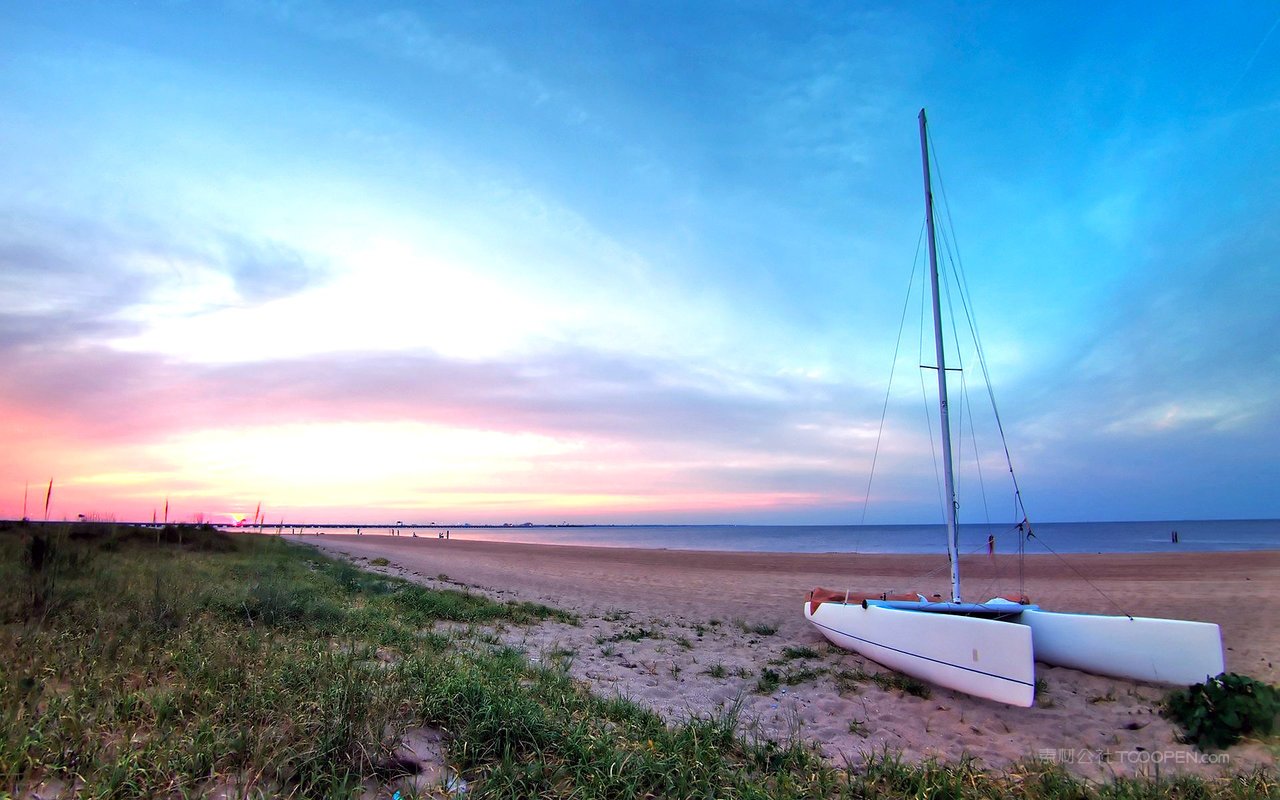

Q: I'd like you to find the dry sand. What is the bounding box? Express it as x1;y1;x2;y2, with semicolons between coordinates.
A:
290;534;1279;781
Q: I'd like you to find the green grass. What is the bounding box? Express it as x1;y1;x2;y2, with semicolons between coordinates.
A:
1;522;1274;799
0;523;570;797
739;620;779;636
782;645;821;660
596;625;661;644
756;668;781;694
835;666;932;699
756;665;828;693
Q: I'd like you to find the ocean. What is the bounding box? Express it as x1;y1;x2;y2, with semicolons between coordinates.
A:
281;518;1280;555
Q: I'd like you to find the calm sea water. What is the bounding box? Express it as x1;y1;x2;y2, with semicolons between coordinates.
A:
283;519;1280;555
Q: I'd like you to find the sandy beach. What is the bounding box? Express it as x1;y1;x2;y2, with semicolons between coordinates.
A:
291;534;1280;780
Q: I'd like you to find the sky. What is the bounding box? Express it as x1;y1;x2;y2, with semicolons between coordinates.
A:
1;1;1278;526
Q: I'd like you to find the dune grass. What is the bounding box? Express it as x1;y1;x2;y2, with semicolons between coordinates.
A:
1;522;1274;799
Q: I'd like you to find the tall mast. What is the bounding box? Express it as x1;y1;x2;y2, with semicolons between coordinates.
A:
918;108;962;603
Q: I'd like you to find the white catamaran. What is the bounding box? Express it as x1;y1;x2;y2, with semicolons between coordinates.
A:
803;109;1224;707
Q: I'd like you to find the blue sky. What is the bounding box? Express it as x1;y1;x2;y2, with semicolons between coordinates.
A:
1;1;1277;524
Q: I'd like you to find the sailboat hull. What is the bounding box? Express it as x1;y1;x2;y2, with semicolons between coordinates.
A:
804;601;1036;707
1018;608;1223;685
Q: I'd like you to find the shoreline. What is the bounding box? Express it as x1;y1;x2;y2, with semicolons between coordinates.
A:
264;517;1280;556
291;534;1279;780
284;532;1280;557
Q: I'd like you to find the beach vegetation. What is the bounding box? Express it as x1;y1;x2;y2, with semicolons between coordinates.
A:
1165;673;1280;750
1035;679;1057;708
755;667;782;694
545;645;577;674
782;645;821;660
1;522;1273;799
599;625;661;643
835;666;932;699
369;557;390;566
0;523;567;797
703;663;728;679
757;664;828;692
739;619;779;636
782;666;827;686
1088;688;1119;704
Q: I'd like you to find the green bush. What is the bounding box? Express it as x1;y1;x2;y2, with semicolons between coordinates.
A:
1164;672;1280;749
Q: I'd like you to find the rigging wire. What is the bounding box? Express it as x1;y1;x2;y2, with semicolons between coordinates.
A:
920;360;947;522
927;128;1035;598
960;372;995;528
918;253;947;521
929;126;1139;612
1021;528;1135;619
934;211;995;531
928;133;1029;521
859;220;927;530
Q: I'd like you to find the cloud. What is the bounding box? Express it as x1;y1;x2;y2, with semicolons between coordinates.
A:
0;339;862;449
0;214;152;322
0;208;332;348
219;234;329;303
1003;213;1280;519
0;333;904;522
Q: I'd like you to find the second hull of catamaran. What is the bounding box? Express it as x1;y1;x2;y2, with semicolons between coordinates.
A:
804;593;1224;707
